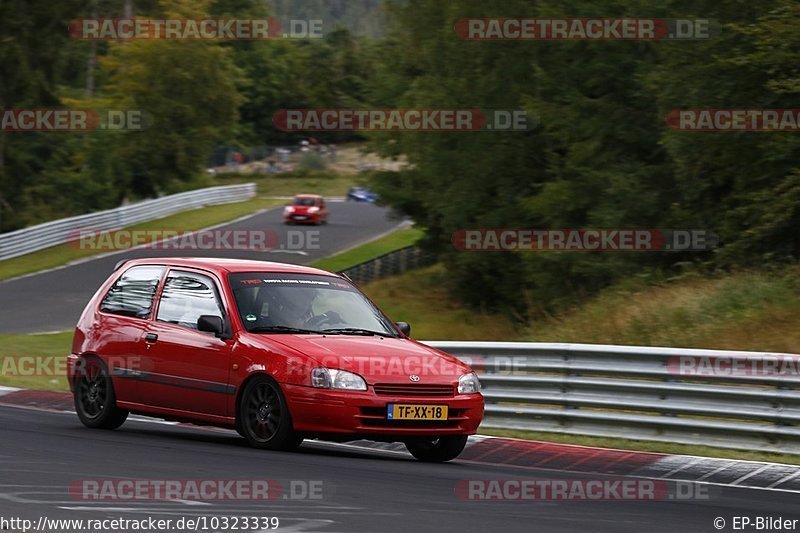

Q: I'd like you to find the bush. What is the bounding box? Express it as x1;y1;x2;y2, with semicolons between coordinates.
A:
298;152;327;171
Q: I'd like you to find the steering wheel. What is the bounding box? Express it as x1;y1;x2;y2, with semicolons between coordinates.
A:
305;311;344;329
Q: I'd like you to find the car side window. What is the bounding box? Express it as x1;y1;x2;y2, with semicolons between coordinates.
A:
100;265;165;319
156;271;224;331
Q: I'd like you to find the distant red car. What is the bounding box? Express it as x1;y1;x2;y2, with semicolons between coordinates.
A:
283;194;328;225
67;258;483;461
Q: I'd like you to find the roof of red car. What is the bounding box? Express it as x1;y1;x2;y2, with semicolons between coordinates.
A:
117;257;338;277
294;194;323;198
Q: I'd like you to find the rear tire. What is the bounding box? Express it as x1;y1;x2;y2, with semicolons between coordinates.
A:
74;357;128;430
405;435;468;462
238;376;302;451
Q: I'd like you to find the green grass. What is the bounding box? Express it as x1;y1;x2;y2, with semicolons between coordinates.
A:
358;261;800;353
482;427;800;466
530;266;800;353
0;331;72;392
361;264;523;341
311;227;424;272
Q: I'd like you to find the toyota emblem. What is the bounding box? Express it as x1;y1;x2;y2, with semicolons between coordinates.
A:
409;374;420;382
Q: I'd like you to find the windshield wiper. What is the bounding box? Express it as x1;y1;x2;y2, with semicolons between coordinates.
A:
322;327;395;337
247;325;322;335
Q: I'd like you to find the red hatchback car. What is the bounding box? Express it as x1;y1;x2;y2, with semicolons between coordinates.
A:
283;194;328;225
68;258;483;461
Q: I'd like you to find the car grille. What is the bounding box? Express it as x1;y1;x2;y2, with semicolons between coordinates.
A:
372;383;454;396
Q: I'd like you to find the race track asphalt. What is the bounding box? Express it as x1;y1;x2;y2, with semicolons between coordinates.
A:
0;202;403;334
0;406;798;533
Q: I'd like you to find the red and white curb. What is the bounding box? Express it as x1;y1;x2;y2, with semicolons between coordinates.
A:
2;388;799;492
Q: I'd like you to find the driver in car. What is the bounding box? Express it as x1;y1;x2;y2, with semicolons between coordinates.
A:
266;286;342;330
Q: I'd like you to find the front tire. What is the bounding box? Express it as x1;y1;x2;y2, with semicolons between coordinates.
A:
74;357;128;430
238;376;302;451
405;435;468;462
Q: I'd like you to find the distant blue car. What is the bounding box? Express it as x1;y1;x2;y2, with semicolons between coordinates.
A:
346;186;379;203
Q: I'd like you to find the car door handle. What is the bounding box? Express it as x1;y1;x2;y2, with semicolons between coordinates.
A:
144;333;158;343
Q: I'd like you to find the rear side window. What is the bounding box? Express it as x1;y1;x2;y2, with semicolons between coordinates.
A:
156;271;224;330
100;265;165;319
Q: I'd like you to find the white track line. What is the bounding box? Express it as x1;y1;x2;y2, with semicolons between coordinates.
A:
767;469;800;489
730;464;773;486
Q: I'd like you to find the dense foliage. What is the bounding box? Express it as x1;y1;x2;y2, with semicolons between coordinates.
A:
3;0;799;315
0;0;379;228
365;0;800;316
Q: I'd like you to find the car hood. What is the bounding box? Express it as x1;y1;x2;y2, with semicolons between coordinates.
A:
263;334;471;384
289;205;314;214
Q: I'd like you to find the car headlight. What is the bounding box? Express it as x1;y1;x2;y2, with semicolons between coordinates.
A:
308;206;320;213
284;206;295;214
458;372;481;394
311;368;367;391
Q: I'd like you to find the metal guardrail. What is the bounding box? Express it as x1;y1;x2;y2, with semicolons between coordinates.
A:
423;341;800;454
0;184;257;261
340;245;435;285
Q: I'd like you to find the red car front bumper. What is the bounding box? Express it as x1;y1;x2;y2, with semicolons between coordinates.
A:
284;213;322;224
283;383;484;439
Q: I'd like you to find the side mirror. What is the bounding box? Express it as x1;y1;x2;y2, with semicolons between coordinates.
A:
198;315;225;337
396;322;411;336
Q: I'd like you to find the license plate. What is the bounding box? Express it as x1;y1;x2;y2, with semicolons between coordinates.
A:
387;404;448;420
293;215;309;220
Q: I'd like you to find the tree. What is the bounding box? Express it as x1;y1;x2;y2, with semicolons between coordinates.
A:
96;0;244;196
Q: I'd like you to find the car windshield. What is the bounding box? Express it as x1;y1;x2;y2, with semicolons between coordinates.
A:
229;272;396;336
293;197;316;206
